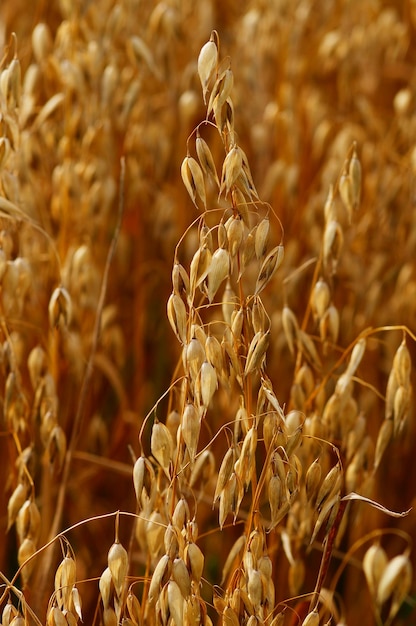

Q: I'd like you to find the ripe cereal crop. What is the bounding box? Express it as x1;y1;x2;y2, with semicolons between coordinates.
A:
0;2;415;626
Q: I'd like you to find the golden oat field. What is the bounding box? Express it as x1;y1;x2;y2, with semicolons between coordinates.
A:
0;1;415;625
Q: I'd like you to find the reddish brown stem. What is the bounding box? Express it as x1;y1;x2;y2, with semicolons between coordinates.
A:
310;499;347;612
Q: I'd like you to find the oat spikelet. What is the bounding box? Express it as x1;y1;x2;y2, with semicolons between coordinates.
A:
311;278;331;320
185;336;206;380
205;334;224;372
245;330;270;375
301;610;320;626
151;420;174;477
393;339;412;386
49;286;72;329
108;541;128;598
172;557;191;599
2;600;18;625
18;537;36;585
305;458;322;505
167;293;187;344
220;145;243;197
172;262;190;298
214;447;235;503
198;36;218;104
32;22;53;62
207;247;230;302
168;579;184;626
209;69;234;125
310;494;340;544
237;425;258;490
16;499;41;545
315;463;342;509
55;555;76;610
226;216;244;258
148;554;170;605
126;591;141;625
7;482;28;531
376;554;412;611
189;245;211;297
297;330;322;368
282;306;299;356
268;474;283;526
200;360;218;407
241;225;257;273
181;156;206;209
346;337;366;377
219;472;237;529
386;556;413;621
363;543;388;599
349;144;362;209
323;220;343;274
181;402;201;461
255;245;284;295
320;303;340;345
221;535;245;585
339;164;354;223
185;541;204;584
222;605;240;626
247;568;262;607
196;133;220;187
99;567;112;609
255;217;270;259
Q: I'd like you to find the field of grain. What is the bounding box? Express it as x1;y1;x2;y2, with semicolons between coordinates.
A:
0;1;415;625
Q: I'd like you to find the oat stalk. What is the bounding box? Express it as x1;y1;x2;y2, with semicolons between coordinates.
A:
34;158;126;612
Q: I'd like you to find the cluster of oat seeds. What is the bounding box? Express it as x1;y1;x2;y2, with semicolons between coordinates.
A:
0;2;414;625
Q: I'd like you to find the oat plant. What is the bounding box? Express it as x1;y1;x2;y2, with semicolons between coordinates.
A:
0;3;415;626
